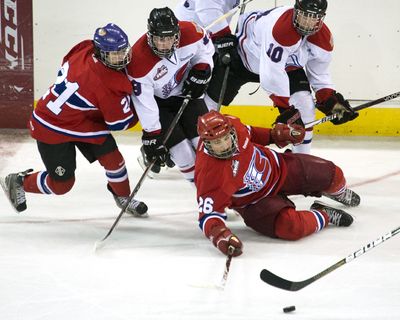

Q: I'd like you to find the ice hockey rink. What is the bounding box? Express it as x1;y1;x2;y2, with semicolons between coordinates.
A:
0;130;399;320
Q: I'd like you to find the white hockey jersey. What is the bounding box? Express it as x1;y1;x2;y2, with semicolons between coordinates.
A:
126;21;214;133
174;0;240;37
236;6;335;100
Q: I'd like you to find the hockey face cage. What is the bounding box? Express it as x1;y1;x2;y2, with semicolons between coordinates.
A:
93;23;132;70
147;32;180;58
198;111;238;159
293;9;325;36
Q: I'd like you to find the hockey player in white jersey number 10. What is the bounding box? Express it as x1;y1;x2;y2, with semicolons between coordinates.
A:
204;0;359;154
127;7;214;183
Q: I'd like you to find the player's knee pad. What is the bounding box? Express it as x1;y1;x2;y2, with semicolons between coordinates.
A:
274;207;305;241
47;176;75;195
169;139;196;168
324;165;346;194
289;91;316;123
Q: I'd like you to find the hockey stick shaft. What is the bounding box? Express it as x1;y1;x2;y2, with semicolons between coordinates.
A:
219;246;235;288
205;0;254;31
216;0;249;111
305;91;400;129
260;226;400;291
96;96;192;247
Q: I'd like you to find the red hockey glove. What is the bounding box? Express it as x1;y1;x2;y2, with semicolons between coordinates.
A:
209;225;243;257
317;92;359;125
271;123;305;148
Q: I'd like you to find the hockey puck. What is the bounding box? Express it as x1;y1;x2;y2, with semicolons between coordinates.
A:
283;305;296;313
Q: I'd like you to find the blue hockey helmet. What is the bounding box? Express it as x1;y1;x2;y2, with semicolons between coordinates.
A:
93;23;131;70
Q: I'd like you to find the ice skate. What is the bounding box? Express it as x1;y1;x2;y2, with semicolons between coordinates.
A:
0;169;33;213
323;188;360;207
107;184;148;217
137;146;161;179
311;201;354;227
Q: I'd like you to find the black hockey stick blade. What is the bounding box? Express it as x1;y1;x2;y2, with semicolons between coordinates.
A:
260;259;346;291
260;226;400;291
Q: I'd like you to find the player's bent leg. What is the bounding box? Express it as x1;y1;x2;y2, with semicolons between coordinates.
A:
23;170;75;195
289;91;315;154
274;207;329;240
169;139;196;183
322;165;361;207
98;149;148;217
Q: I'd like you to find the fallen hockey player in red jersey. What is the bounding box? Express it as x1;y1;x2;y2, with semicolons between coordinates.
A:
194;110;360;256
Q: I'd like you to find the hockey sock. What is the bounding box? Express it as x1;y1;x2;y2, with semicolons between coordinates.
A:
274;207;329;240
23;171;75;195
97;149;130;197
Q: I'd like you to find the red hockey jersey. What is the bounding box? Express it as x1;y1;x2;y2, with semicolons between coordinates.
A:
30;40;137;144
195;116;288;235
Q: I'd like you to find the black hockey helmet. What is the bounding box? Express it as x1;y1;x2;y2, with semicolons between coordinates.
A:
147;7;180;58
293;0;327;36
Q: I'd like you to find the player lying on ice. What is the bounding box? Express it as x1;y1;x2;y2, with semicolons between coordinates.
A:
194;110;360;256
0;23;147;217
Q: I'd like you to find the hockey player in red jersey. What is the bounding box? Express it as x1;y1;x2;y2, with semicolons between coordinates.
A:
0;23;148;216
195;111;360;256
127;7;214;183
204;0;359;154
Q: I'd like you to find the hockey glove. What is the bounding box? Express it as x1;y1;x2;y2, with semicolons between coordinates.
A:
271;123;305;148
317;92;359;125
141;131;170;167
182;66;211;99
275;106;304;126
209;225;243;257
213;34;238;66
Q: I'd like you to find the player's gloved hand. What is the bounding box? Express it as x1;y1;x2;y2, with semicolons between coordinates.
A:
209;225;243;257
317;92;359;125
271;123;305;148
141;131;170;167
182;66;211;99
275;106;304;126
213;34;238;66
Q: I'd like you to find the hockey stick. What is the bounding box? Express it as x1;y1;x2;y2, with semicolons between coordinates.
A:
95;96;192;250
204;0;255;31
305;91;400;129
218;246;235;289
216;0;248;111
260;226;400;291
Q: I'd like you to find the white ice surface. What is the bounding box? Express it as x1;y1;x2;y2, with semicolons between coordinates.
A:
0;130;399;320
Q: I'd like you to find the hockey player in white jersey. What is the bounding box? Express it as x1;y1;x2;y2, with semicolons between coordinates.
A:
204;0;359;154
127;7;214;183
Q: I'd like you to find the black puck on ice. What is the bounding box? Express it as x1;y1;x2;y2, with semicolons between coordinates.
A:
283;305;296;313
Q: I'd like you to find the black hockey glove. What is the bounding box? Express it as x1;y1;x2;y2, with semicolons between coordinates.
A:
182;66;211;99
317;92;359;125
274;106;305;127
213;34;238;66
141;131;170;167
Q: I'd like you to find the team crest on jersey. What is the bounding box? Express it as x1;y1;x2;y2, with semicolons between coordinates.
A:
154;65;168;81
243;148;269;192
232;160;240;177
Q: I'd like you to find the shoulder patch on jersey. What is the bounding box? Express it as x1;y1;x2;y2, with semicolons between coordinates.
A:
179;21;205;48
127;34;161;78
307;23;334;51
272;9;301;47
